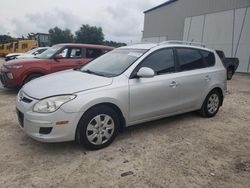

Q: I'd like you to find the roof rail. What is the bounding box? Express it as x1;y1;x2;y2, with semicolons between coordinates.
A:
159;40;206;47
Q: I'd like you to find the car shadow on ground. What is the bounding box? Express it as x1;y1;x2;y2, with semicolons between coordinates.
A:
0;86;19;95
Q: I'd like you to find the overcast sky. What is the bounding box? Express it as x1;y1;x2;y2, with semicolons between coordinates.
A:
0;0;164;43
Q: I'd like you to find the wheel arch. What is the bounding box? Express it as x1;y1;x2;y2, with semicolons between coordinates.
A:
208;87;224;106
77;102;127;133
21;67;48;84
22;71;46;85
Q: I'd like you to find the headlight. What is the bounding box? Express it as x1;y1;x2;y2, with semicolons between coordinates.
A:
6;72;13;79
6;65;23;69
33;95;76;113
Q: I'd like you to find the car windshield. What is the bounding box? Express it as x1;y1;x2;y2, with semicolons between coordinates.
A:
80;49;147;77
37;45;62;59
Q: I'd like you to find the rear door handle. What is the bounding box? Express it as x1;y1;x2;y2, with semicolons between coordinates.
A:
169;81;179;88
204;75;211;82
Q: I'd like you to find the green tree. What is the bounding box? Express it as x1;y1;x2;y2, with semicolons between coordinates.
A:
0;35;13;43
75;24;104;44
48;27;74;45
103;40;127;48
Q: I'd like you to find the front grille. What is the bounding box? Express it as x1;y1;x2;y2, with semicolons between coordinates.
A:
39;127;53;135
21;97;33;103
19;91;33;103
17;109;24;127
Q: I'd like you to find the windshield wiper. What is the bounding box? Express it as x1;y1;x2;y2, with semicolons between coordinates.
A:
81;69;106;77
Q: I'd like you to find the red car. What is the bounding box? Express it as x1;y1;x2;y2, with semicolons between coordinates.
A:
0;43;114;88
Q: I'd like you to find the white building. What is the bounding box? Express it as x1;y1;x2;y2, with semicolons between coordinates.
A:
142;0;250;73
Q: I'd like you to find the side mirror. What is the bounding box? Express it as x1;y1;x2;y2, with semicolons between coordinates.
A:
137;67;155;78
33;52;39;55
54;54;63;59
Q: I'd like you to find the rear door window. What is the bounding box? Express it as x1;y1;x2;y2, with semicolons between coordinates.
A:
176;48;206;71
70;48;82;58
86;48;103;58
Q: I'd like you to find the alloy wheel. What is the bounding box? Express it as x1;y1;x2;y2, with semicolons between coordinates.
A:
207;94;219;114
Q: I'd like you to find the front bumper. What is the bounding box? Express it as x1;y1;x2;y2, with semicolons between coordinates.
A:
0;71;16;87
0;67;19;87
16;91;81;142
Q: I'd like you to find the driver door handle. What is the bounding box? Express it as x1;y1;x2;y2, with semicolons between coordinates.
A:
169;81;179;88
204;75;211;82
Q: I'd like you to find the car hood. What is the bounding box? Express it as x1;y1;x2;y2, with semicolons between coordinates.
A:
17;54;35;59
6;53;23;57
22;70;113;99
3;58;46;66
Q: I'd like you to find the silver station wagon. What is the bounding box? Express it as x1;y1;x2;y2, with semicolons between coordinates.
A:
16;41;227;150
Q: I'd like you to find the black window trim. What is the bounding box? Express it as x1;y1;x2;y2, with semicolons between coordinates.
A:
82;47;86;58
130;47;178;79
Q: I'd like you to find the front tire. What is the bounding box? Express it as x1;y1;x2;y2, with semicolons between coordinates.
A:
199;90;221;118
76;105;119;150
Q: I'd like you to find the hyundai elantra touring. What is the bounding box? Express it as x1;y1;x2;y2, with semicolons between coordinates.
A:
16;41;227;150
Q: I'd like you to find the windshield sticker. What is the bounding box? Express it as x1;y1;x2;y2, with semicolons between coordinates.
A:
128;52;143;57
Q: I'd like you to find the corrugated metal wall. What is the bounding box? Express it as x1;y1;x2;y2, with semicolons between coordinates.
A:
142;0;250;73
143;0;250;40
183;7;250;73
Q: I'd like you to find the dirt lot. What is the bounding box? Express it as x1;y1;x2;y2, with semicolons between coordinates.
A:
0;57;249;188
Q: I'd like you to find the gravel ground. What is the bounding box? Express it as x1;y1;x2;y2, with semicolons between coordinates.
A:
0;58;249;188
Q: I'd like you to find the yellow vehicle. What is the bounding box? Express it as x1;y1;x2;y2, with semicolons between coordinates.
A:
0;43;5;56
0;40;38;57
0;43;11;57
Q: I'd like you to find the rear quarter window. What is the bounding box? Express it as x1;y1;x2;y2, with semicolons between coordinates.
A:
176;48;206;71
201;50;215;67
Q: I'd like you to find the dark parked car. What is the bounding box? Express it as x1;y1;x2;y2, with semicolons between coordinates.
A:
0;43;114;88
216;50;239;80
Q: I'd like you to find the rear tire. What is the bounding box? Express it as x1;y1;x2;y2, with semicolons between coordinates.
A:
76;105;119;150
23;73;43;85
199;90;221;118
